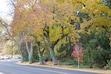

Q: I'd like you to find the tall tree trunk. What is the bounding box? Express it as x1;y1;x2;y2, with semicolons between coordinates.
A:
47;38;58;65
38;47;45;64
43;26;58;65
49;47;58;65
29;42;33;63
26;42;33;63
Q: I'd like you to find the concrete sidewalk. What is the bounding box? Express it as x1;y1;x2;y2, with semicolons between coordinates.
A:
17;62;111;74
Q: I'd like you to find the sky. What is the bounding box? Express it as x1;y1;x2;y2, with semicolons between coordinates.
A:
0;0;13;21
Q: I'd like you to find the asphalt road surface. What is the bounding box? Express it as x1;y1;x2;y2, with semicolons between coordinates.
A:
0;60;98;74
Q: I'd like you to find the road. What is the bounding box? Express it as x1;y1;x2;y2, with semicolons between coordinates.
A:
0;60;98;74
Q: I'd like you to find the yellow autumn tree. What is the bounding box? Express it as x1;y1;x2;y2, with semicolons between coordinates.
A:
69;0;111;46
11;0;81;64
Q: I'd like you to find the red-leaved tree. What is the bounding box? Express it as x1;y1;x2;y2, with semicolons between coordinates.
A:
71;44;84;63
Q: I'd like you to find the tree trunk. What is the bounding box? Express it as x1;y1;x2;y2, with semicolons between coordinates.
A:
29;53;33;63
43;26;58;65
26;42;33;63
29;42;33;63
39;55;44;64
38;47;44;64
49;47;58;65
20;44;24;62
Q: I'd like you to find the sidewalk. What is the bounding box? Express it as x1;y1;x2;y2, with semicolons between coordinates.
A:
17;61;111;74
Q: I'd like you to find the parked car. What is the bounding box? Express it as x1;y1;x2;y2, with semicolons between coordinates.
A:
0;56;10;60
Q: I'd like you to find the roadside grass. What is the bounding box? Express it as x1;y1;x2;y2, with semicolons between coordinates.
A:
59;60;89;69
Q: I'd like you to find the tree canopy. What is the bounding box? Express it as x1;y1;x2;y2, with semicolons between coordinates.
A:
3;0;111;68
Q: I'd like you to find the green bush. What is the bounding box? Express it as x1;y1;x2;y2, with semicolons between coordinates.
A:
83;48;111;68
